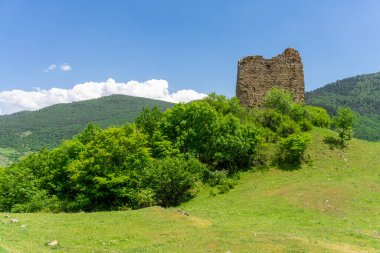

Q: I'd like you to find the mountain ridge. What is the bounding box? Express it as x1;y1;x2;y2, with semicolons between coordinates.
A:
0;94;173;165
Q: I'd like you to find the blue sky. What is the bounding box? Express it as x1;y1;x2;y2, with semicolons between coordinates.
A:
1;0;380;103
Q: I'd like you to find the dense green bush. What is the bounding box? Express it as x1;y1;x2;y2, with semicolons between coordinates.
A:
277;117;301;137
264;87;293;114
143;156;206;207
159;101;261;170
261;109;285;132
298;119;313;131
277;133;311;164
263;88;329;131
259;109;300;138
159;102;219;161
67;125;153;211
0;166;51;212
211;114;260;172
305;106;331;128
289;103;307;122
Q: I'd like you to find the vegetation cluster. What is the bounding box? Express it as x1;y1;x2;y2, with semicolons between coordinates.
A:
0;95;173;164
306;71;380;141
0;89;333;212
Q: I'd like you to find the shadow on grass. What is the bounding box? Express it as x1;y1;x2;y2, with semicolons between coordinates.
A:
323;136;346;150
276;161;301;171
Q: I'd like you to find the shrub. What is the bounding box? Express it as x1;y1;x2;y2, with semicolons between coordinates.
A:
261;109;285;132
277;133;311;164
264;87;294;114
299;119;313;131
204;170;228;186
135;188;156;208
277;117;301;137
143;157;206;207
289;103;307;122
12;192;61;213
305;105;331;128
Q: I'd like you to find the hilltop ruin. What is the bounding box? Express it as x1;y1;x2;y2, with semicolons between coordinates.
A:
236;48;305;107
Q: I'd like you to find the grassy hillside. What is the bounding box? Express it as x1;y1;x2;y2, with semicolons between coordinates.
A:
306;71;380;141
0;95;173;164
1;128;379;252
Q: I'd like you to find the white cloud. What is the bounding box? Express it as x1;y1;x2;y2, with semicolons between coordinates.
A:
60;63;72;72
44;64;57;73
0;79;207;115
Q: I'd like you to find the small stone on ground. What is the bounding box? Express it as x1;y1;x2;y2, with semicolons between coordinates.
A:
47;240;59;246
10;219;19;223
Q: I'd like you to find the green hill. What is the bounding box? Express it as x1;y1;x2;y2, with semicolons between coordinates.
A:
0;128;379;252
0;95;173;165
306;72;380;141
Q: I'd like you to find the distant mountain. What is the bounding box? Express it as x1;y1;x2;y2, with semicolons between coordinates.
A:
0;95;173;164
306;72;380;141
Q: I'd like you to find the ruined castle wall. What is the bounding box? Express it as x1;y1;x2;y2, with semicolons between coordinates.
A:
236;48;305;107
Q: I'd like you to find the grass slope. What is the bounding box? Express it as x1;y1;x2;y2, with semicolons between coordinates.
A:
0;148;20;167
0;128;379;252
0;95;173;164
306;71;380;141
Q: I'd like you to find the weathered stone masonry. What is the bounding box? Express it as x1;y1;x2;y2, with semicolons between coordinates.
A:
236;48;305;107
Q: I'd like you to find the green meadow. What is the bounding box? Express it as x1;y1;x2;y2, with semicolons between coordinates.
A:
0;148;19;168
1;128;379;252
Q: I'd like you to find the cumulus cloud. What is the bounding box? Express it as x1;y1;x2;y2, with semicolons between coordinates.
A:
44;64;57;73
0;79;207;115
60;63;72;72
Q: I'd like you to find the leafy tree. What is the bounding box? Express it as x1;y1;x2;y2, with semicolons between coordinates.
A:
212;114;260;172
159;100;261;170
159;102;219;160
332;107;357;144
203;93;243;116
135;107;163;137
0;166;52;212
67;125;152;211
150;131;180;159
75;123;101;144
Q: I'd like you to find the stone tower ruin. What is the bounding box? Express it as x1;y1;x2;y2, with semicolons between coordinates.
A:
236;48;305;107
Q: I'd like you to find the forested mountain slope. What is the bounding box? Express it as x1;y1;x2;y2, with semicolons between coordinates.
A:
0;95;173;164
306;72;380;141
